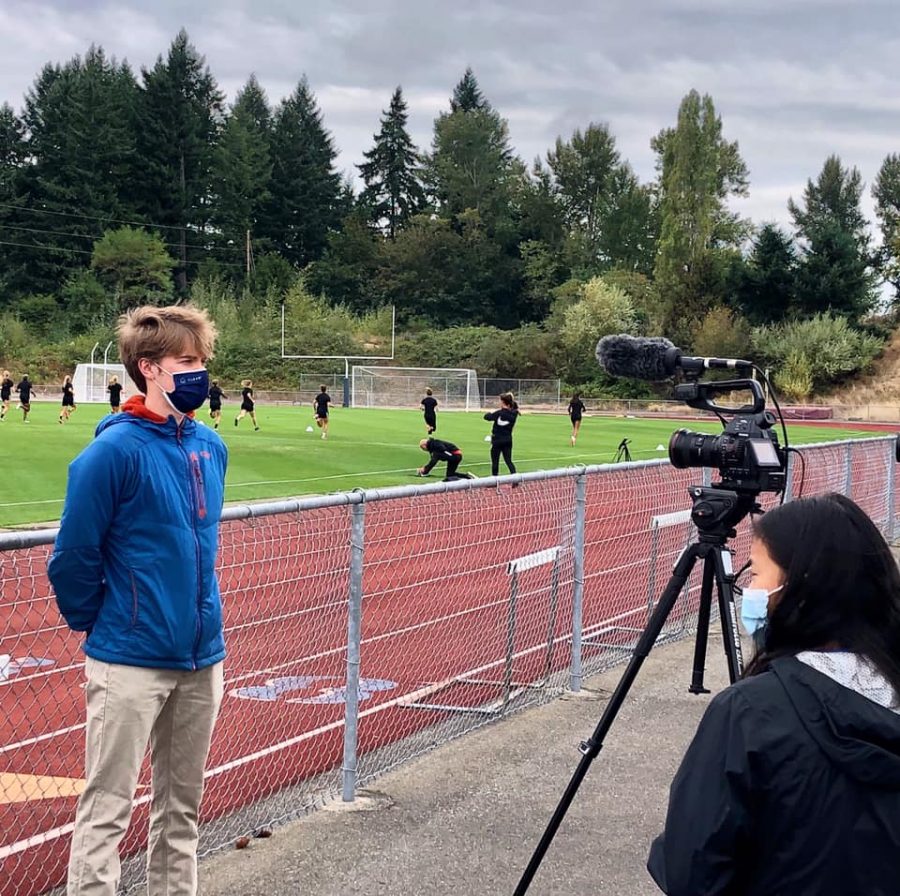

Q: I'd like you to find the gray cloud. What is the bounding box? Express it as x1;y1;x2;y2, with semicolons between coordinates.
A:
1;0;898;233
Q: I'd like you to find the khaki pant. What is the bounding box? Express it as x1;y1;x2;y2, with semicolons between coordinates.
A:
67;658;224;896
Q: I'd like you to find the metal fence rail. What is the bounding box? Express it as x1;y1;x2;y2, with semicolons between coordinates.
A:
0;437;895;895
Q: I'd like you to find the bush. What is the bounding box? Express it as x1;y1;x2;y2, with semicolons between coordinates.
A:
752;313;883;396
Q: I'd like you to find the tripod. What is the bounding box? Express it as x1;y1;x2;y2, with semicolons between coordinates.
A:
514;484;759;895
613;438;632;463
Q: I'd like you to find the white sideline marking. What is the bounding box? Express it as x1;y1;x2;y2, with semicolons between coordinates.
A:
507;547;559;575
650;509;692;529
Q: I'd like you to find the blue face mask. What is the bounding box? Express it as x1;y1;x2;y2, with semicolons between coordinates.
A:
156;365;209;414
739;585;783;636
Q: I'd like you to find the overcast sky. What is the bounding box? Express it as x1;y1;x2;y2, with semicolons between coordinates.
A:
2;0;898;237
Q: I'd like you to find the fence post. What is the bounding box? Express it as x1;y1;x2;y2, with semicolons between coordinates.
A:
342;501;366;802
569;472;587;692
844;442;854;497
888;442;897;542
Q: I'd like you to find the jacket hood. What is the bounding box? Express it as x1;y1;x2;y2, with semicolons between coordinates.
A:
773;656;900;789
96;394;194;437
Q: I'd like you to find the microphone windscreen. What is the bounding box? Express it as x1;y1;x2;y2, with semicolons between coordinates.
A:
596;334;677;380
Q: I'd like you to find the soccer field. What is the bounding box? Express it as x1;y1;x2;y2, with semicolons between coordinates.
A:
0;402;876;527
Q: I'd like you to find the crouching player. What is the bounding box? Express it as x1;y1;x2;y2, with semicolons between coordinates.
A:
417;437;474;481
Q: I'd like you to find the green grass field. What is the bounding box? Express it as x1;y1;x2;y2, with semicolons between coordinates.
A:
0;401;877;527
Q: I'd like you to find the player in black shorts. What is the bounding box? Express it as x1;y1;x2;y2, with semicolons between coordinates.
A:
0;369;13;421
567;392;586;446
420;388;438;434
60;374;76;423
107;376;123;413
16;374;37;423
235;379;259;430
313;384;331;440
417;438;474;481
208;380;226;429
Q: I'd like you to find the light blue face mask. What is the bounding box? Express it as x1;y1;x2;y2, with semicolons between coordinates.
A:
739;585;783;637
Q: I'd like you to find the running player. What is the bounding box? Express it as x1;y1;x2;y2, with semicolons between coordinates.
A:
60;374;76;423
208;379;226;429
567;392;586;446
0;370;13;420
313;384;331;439
421;387;438;434
16;374;36;423
107;376;123;413
484;392;520;477
235;379;259;430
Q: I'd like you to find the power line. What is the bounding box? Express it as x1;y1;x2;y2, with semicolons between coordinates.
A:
0;220;245;258
0;202;246;255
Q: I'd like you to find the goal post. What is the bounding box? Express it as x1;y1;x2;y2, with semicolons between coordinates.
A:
350;366;482;411
72;363;138;403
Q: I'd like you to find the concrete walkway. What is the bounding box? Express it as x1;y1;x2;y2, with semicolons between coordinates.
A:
198;630;731;896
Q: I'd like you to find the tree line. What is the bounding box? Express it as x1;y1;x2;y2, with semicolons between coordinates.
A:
1;30;899;397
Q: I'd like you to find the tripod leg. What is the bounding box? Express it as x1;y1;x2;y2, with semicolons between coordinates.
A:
688;552;716;694
513;542;702;895
712;547;744;683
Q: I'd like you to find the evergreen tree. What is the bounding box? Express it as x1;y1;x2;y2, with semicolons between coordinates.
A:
137;30;224;291
873;154;900;299
789;155;876;318
261;76;342;268
736;224;797;324
0;102;27;300
358;87;425;238
210;77;273;262
652;90;749;343
12;48;141;293
450;67;489;113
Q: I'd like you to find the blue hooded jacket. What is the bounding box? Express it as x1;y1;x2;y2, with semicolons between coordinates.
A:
48;397;228;670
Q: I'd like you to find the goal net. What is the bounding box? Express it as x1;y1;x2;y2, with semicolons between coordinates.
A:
72;363;138;403
351;366;481;411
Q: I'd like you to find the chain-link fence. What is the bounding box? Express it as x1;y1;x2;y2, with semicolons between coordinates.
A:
0;436;895;895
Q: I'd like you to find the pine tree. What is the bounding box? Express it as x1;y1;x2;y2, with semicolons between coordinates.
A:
736;224;797;324
210;77;273;262
872;154;900;298
450;67;488;113
789;155;876;318
13;48;142;293
0;102;27;300
136;30;224;291
358;87;425;239
261;77;342;268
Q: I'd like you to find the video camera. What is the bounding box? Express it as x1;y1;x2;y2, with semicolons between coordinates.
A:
596;335;788;497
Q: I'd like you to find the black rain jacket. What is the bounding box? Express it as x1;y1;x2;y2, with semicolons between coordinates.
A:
648;656;900;896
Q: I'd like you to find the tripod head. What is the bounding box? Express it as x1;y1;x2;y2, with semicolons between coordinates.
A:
690;485;761;540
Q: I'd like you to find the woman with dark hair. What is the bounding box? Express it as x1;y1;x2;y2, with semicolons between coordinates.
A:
567;392;585;446
59;374;76;423
648;493;900;896
484;392;520;477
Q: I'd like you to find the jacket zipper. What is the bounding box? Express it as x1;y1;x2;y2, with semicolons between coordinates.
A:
177;421;203;670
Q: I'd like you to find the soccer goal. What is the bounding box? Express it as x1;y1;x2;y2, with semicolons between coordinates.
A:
72;363;138;403
351;366;482;411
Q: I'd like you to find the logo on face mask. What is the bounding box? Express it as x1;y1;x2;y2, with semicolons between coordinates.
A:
739;584;783;637
156;366;209;414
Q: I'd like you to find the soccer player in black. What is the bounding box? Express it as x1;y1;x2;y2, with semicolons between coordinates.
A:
16;374;36;423
0;369;13;421
107;376;123;413
567;392;586;446
235;379;259;430
420;388;438;434
484;391;520;477
418;438;472;481
208;379;226;429
60;374;76;423
314;384;331;440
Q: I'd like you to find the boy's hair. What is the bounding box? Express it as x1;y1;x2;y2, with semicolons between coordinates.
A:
109;376;118;384
426;387;433;396
118;304;217;393
320;384;328;392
